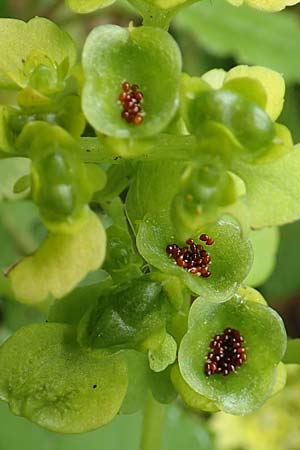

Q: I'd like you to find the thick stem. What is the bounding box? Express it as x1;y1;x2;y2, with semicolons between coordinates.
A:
140;394;165;450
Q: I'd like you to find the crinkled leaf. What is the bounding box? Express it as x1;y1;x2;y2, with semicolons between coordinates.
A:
78;277;167;350
179;294;287;414
8;211;106;304
82;25;181;138
137;210;253;301
0;323;127;433
0;17;76;89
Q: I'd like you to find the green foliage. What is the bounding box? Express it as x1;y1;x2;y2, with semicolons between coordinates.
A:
0;323;128;433
8;211;106;304
82;24;182;138
66;0;115;13
0;17;76;89
175;2;300;82
179;293;287;414
79;277;168;350
0;158;30;201
137;211;253;301
0;0;299;444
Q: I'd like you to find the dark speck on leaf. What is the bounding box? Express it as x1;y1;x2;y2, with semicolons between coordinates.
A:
86;149;91;153
93;384;97;389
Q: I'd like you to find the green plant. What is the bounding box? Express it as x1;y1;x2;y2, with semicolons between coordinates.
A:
0;0;300;448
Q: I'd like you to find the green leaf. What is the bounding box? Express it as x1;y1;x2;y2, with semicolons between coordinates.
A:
103;224;142;281
8;211;106;304
174;2;300;83
126;161;184;231
137;211;253;301
27;124;93;232
227;0;300;11
0;201;44;269
186;89;275;157
245;227;279;287
0;158;30;201
283;339;300;364
233;145;300;228
120;350;149;415
48;269;112;325
223;65;285;121
171;364;219;412
149;367;177;404
0;323;127;433
148;333;177;372
179;294;287;414
78;277;167;350
0;17;77;89
82;25;182;138
262;221;300;300
65;0;115;13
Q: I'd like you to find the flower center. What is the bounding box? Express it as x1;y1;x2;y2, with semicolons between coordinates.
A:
166;234;214;277
204;328;247;377
119;81;144;125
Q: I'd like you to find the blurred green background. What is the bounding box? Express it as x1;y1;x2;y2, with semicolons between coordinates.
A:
1;1;300;449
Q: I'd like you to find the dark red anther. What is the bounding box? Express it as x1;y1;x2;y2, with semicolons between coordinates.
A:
202;255;211;265
200;234;209;242
166;245;174;254
203;271;211;278
134;91;143;101
133;115;144;125
206;238;214;246
204;327;246;377
122;81;130;92
119;92;127;102
186;238;194;245
122;110;130;121
120;82;144;125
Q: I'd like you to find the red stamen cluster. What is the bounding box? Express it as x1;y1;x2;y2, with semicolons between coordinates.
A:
166;234;214;278
119;81;144;125
204;328;247;377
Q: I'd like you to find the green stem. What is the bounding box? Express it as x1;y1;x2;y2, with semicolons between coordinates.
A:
140;394;165;450
128;0;173;30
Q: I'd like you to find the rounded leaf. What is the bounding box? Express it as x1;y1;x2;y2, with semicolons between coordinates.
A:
0;323;127;433
179;294;287;414
82;25;182;138
224;65;285;121
8;211;106;304
136;210;253;301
